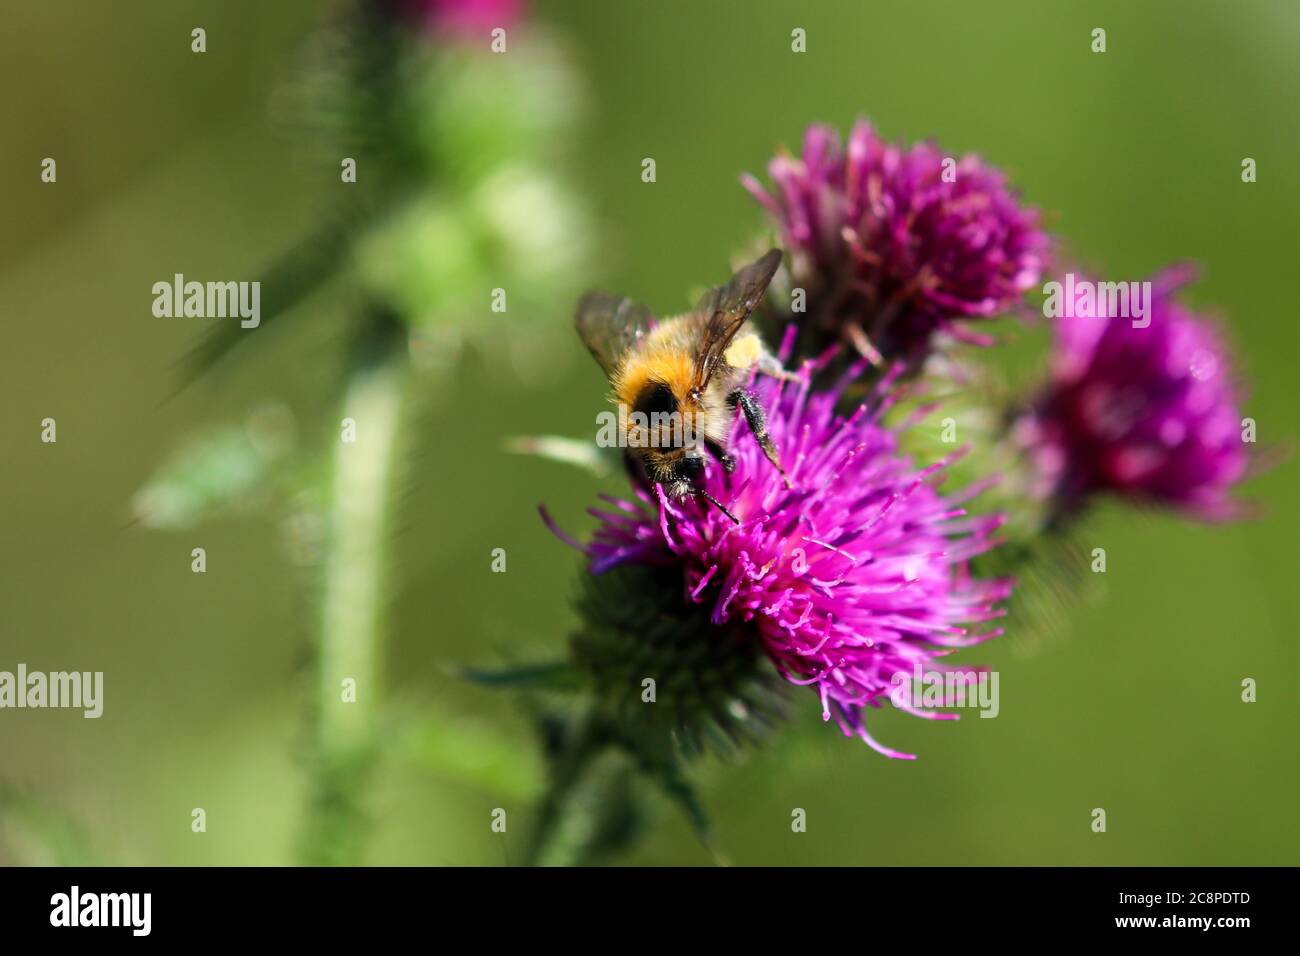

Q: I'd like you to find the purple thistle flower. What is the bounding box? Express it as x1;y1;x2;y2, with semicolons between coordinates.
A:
1014;264;1250;520
545;341;1012;759
379;0;525;36
743;120;1048;366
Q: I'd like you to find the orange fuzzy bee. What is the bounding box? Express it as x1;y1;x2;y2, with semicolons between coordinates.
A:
575;249;795;522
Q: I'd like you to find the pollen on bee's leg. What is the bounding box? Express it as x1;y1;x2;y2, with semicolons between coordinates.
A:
723;333;763;370
756;351;802;383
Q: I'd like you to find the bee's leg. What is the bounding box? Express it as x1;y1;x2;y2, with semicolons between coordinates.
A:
756;351;803;382
729;388;793;489
704;437;736;473
666;476;739;524
695;488;739;525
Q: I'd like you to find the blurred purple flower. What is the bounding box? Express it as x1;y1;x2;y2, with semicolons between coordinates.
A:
1014;264;1250;520
743;120;1048;365
381;0;525;36
545;346;1011;758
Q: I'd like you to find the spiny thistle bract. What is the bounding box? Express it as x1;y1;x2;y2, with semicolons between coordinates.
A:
570;561;789;756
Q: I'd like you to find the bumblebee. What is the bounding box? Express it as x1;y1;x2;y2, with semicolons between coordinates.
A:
576;249;794;521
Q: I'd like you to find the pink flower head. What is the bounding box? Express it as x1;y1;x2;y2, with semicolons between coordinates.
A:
546;338;1012;758
381;0;525;37
744;121;1048;364
1017;265;1250;519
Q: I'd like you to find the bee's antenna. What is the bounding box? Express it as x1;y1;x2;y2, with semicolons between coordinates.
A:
698;489;740;525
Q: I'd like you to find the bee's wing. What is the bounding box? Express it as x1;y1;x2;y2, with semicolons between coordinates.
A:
691;249;782;390
575;292;656;377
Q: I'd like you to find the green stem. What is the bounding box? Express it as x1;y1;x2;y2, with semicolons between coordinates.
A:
300;315;411;866
525;706;608;867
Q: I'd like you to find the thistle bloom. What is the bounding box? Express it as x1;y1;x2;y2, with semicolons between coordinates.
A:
743;121;1048;365
381;0;525;36
546;343;1012;758
1014;264;1249;520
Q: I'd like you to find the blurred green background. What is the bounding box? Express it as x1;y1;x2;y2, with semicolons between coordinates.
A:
1;0;1296;865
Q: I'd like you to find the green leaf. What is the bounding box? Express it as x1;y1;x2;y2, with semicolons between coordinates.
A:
457;660;580;692
618;727;718;860
0;782;98;866
394;707;542;799
502;434;619;478
131;405;295;529
185;210;363;379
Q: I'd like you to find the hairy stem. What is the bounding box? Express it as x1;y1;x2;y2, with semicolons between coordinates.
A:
525;707;637;868
300;314;411;865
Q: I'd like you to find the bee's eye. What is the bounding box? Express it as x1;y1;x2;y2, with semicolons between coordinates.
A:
634;383;678;418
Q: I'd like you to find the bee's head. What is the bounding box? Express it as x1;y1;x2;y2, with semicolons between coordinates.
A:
625;381;706;485
674;451;705;480
637;444;705;491
634;382;679;421
654;447;705;486
624;382;702;448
